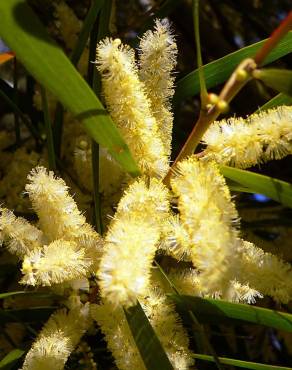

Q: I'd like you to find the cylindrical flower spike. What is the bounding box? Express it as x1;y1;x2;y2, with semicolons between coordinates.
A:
20;239;90;286
25;166;87;241
237;240;292;303
25;166;103;269
98;177;170;307
140;288;194;369
203;105;292;168
21;303;91;370
90;303;146;370
170;156;240;294
169;269;262;304
0;207;44;258
91;287;194;370
139;19;177;159
96;38;169;178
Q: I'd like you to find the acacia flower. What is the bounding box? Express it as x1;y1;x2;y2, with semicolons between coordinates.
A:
0;207;44;258
20;239;90;286
98;177;170;307
203;105;292;168
237;240;292;303
170;156;240;294
21;303;91;370
96;38;169;178
139;19;177;158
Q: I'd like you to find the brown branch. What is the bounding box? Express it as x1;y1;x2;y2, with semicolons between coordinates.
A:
164;58;256;186
254;11;292;66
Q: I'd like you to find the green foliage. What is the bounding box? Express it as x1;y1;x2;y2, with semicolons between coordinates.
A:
124;302;174;370
0;0;140;176
254;68;292;96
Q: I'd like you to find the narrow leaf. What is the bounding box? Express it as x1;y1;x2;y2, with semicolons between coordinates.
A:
174;32;292;103
70;0;104;66
171;295;292;332
0;0;140;176
255;93;292;113
0;291;58;300
253;68;292;97
193;353;292;370
220;165;292;208
124;301;174;370
0;349;25;369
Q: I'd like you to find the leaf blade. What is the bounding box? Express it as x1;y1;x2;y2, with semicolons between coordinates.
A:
0;0;140;176
171;295;292;332
174;31;292;103
0;349;25;369
220;165;292;208
124;301;174;370
193;354;292;370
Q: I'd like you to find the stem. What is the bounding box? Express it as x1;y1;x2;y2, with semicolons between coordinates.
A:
254;11;292;66
88;0;113;234
40;86;56;171
13;58;20;146
164;58;256;185
193;0;208;106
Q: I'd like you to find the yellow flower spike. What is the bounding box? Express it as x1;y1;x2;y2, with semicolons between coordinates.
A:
20;239;91;286
139;19;177;159
98;177;170;307
203;105;292;168
170;156;240;294
0;207;44;259
21;303;91;370
237;240;292;303
96;38;169;178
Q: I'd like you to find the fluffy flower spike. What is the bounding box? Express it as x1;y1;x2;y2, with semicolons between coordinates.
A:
21;303;91;370
0;207;44;258
25;166;87;241
20;239;90;286
203;105;292;168
96;38;169;178
98;177;170;307
139;19;177;158
170;156;240;294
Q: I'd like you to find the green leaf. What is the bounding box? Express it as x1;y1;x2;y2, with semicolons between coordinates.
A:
220;165;292;208
0;307;56;324
0;0;140;177
124;301;174;370
0;349;25;370
174;32;292;103
225;178;255;193
253;68;292;97
193;354;292;370
171;295;292;332
70;0;104;66
255;93;292;113
0;291;58;300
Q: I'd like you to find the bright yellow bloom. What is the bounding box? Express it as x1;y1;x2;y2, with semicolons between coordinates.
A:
98;177;170;307
203;105;292;168
96;38;169;177
21;303;91;370
0;207;43;258
91;302;146;370
170;156;240;294
20;239;90;286
237;240;292;303
139;19;177;158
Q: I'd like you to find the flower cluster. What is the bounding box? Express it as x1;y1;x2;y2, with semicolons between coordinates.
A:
1;16;292;370
203;106;292;167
